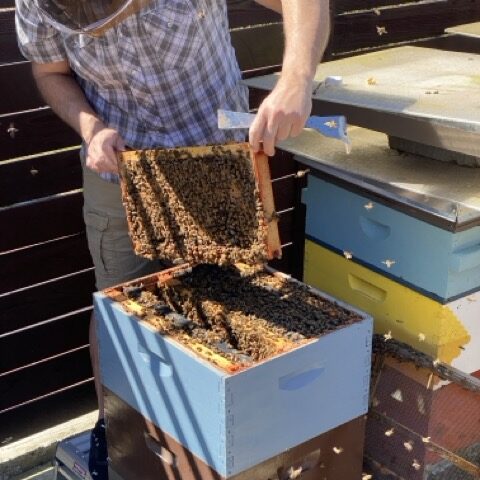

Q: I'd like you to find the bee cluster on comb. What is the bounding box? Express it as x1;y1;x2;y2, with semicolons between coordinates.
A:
118;144;273;266
115;264;362;370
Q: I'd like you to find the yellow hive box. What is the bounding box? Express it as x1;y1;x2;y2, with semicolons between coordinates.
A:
304;240;480;373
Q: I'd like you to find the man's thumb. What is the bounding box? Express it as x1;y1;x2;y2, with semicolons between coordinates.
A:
116;135;126;151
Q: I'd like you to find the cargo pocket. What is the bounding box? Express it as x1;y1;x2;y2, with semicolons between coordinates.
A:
83;208;110;274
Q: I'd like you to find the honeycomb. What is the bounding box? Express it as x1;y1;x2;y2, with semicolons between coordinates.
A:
118;144;277;266
111;264;362;371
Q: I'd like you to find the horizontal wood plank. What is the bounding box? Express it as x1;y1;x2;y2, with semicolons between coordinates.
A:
0;269;95;335
0;150;82;207
0;62;43;115
227;0;281;28
329;0;480;55
230;22;284;72
417;33;480;55
0;191;84;252
334;0;433;14
0;8;22;65
0;109;80;161
0;233;93;294
1;309;91;374
0;381;96;442
0;347;92;412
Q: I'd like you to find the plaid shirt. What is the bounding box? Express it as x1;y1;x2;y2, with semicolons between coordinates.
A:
16;0;249;183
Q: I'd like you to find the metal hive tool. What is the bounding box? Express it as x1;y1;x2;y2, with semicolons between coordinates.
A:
117;143;281;267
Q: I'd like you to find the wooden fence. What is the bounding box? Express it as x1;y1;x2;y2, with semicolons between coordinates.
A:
1;0;479;435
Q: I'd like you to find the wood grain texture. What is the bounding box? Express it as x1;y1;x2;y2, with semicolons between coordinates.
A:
0;109;80;161
252;150;282;259
0;150;82;207
0;233;93;295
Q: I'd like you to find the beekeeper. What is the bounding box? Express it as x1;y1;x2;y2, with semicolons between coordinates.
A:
15;0;330;477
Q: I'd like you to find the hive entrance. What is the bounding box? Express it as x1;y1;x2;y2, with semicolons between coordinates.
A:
118;144;280;266
106;264;362;372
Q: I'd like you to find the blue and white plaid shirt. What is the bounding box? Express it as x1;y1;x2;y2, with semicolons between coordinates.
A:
16;0;249;183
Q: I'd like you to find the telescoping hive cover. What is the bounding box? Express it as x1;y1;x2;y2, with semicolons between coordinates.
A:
117;143;281;266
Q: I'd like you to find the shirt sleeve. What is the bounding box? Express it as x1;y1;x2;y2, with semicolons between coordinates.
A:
15;0;67;63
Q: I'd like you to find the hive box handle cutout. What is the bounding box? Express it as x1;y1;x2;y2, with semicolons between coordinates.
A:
450;243;480;273
279;367;325;391
359;216;391;240
144;432;177;467
348;274;387;303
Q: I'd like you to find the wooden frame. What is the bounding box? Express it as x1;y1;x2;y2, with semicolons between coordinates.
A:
117;143;281;264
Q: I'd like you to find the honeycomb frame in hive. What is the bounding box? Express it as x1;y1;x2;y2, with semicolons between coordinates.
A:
117;143;281;266
103;262;364;373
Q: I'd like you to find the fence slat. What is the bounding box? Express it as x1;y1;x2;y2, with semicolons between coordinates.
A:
1;310;91;374
0;348;93;413
0;233;92;294
0;269;95;335
0;109;80;161
0;150;81;207
0;191;84;252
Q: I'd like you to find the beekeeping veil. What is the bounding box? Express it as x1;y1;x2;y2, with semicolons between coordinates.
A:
35;0;149;35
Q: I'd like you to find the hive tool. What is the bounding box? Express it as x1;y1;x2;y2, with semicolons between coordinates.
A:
217;109;351;153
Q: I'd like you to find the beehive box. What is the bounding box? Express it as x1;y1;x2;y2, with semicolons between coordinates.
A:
366;359;480;480
104;388;367;480
117;143;281;266
304;240;480;374
303;174;480;303
95;263;373;478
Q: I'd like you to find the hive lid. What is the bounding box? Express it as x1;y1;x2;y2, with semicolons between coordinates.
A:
117;143;281;267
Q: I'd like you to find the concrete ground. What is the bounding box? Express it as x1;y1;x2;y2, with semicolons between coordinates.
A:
11;464;54;480
0;385;97;480
0;411;96;480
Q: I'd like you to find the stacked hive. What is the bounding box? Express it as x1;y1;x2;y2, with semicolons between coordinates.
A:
296;128;480;479
94;144;373;480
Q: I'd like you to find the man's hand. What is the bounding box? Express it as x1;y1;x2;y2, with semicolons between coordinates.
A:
249;0;330;157
85;123;126;174
249;75;312;156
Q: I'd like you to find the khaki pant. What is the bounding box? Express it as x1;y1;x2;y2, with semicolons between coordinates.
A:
82;162;164;290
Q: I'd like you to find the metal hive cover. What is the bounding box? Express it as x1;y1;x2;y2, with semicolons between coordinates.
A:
118;143;281;266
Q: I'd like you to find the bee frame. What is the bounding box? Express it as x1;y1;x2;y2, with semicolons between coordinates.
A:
117;143;282;266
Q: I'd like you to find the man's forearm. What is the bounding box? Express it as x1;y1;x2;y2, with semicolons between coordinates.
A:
281;0;330;83
32;63;103;144
32;61;124;173
248;0;330;155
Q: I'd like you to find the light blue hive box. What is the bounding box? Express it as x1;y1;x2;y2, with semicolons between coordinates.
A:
279;128;480;303
95;271;372;478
